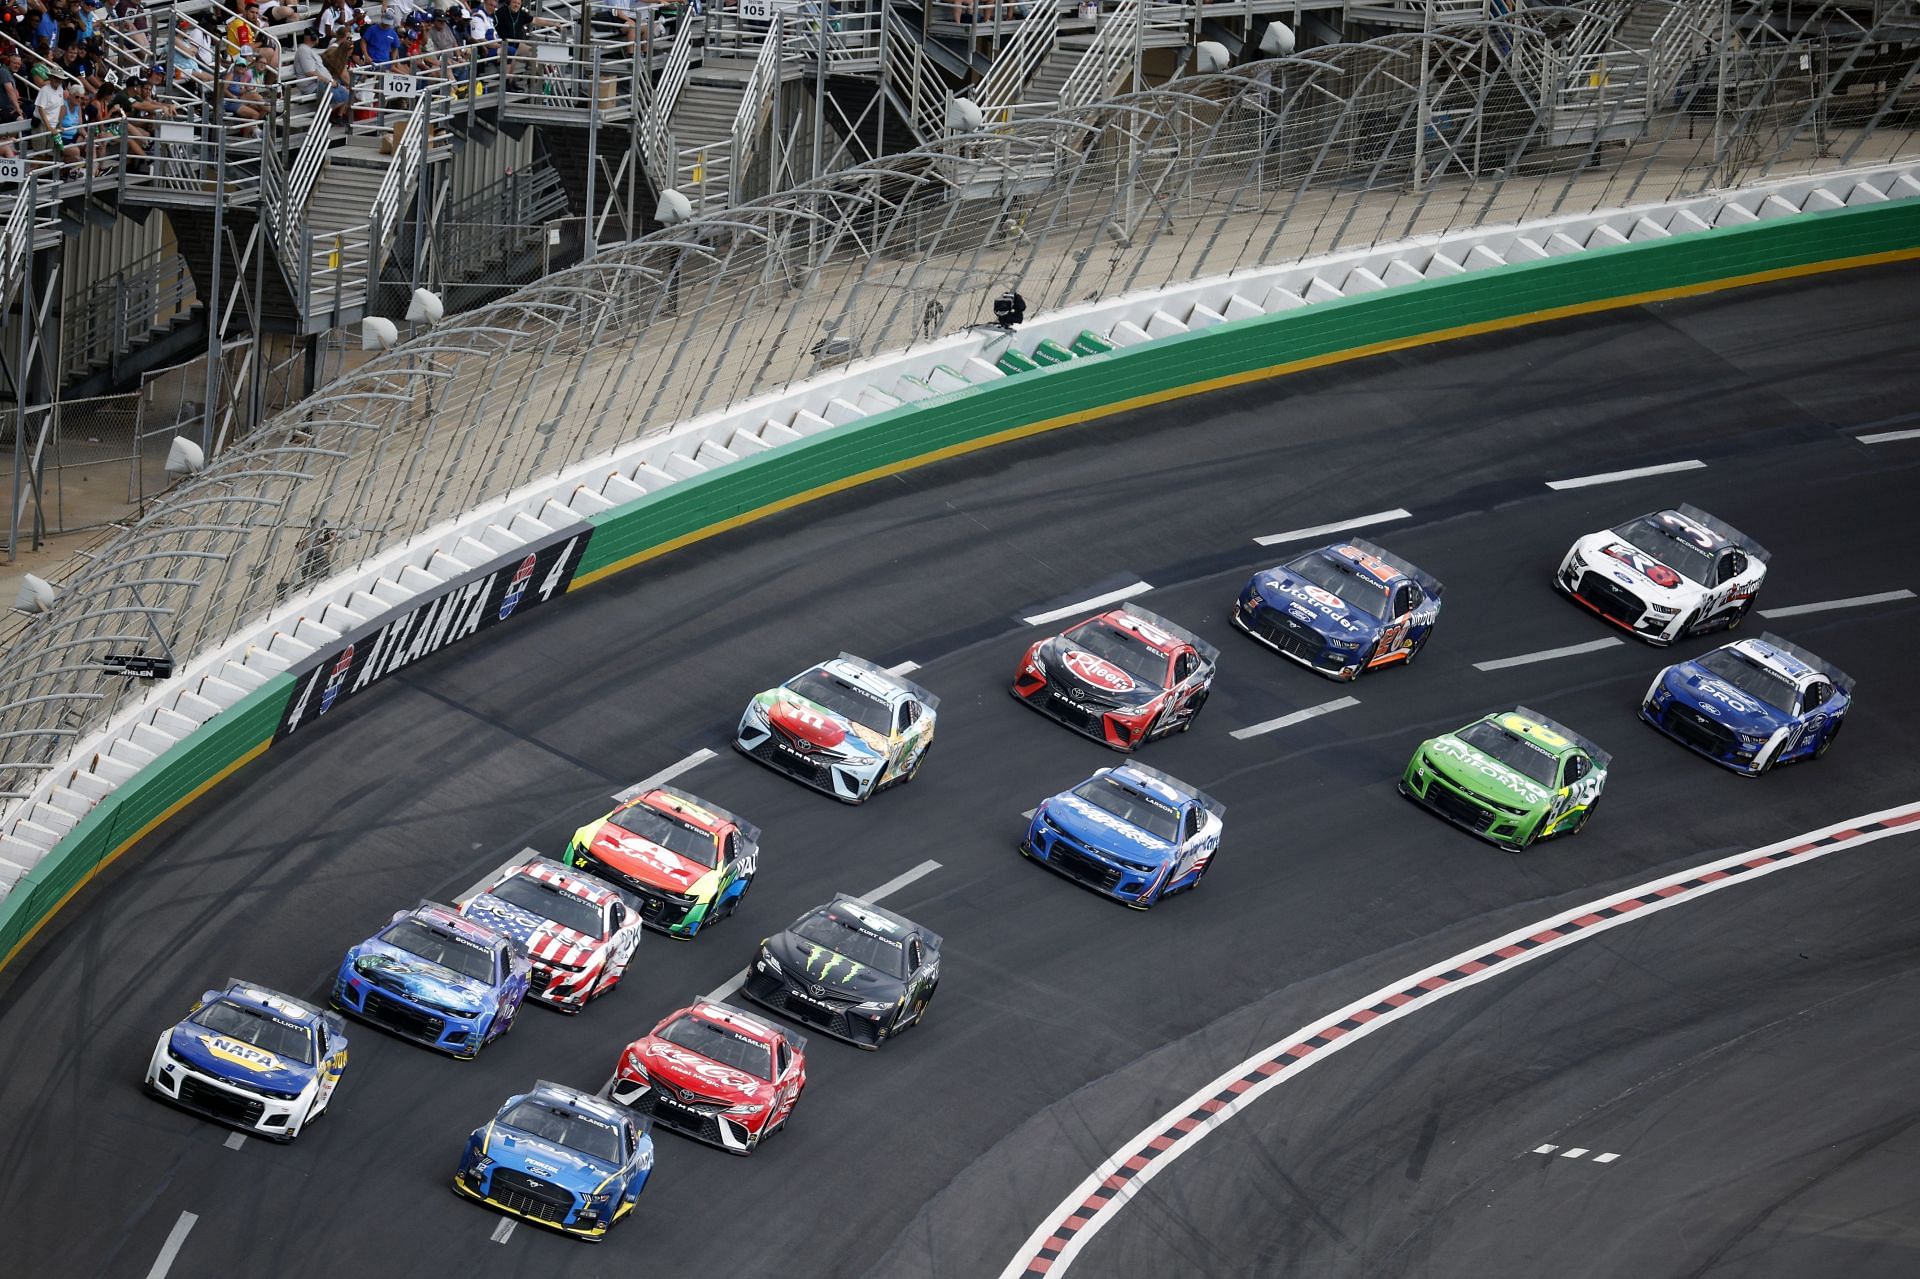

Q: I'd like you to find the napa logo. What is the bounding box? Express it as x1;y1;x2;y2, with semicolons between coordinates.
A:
203;1034;283;1074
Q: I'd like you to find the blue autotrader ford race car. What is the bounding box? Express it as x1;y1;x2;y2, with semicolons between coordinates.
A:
455;1080;655;1241
144;979;348;1142
1234;538;1444;680
1021;762;1225;909
1640;632;1854;775
332;901;532;1059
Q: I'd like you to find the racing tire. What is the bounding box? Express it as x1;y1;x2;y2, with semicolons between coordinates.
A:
718;878;750;922
1724;597;1754;631
1406;627;1432;665
1677;609;1702;641
1179;691;1209;732
1814;720;1841;760
901;744;930;785
1556;795;1600;839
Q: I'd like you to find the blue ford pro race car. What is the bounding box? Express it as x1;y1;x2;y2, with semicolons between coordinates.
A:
455;1080;655;1241
1640;632;1854;775
1234;538;1443;680
144;980;348;1142
332;901;532;1059
1021;762;1225;909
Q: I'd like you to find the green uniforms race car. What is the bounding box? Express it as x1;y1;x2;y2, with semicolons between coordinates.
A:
1399;706;1610;851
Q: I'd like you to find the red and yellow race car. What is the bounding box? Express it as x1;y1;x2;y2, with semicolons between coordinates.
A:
566;785;760;940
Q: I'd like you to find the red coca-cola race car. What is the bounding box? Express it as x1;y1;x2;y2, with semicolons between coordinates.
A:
609;1000;806;1156
1012;604;1218;750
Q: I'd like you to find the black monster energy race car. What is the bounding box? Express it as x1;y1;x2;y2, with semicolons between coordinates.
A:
741;894;942;1050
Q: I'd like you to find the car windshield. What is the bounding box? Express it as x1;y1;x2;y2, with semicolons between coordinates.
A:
784;668;895;734
190;999;314;1065
1612;515;1714;585
1071;774;1182;842
1456;720;1561;786
659;1014;773;1080
500;1099;624;1165
378;919;498;983
488;875;606;938
793;908;910;977
1696;647;1798;713
610;802;719;868
1061;618;1170;686
1286;552;1390;618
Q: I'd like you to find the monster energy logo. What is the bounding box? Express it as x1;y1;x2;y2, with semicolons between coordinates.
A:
804;945;864;985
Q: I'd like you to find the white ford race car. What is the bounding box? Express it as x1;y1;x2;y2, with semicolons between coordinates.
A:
1555;503;1769;645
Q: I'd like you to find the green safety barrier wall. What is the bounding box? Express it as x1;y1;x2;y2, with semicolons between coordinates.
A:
5;194;1917;976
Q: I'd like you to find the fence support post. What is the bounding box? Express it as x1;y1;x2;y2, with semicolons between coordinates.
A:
585;47;602;261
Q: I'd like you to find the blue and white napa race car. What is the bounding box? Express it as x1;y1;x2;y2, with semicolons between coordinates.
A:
1640;632;1854;775
1234;538;1443;680
332;901;532;1058
1556;503;1769;644
454;1079;655;1241
1021;762;1225;909
144;979;348;1142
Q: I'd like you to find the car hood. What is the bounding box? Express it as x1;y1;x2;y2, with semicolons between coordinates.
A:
168;1024;313;1092
490;1126;620;1189
1252;569;1379;639
768;932;906;1002
1421;734;1552;808
584;819;715;894
757;689;891;758
1042;792;1176;860
637;1039;770;1105
1038;637;1160;707
464;894;605;959
1664;664;1791;733
350;942;493;1012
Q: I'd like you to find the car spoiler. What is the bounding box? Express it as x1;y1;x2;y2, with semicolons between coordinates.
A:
1112;761;1227;821
829;892;943;955
1345;537;1445;601
703;999;809;1058
837;652;941;712
1675;503;1771;564
222;978;349;1038
1114;603;1221;664
1755;632;1856;696
612;783;764;856
1511;707;1613;773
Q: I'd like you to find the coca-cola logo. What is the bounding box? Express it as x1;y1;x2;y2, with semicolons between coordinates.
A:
1063;650;1135;692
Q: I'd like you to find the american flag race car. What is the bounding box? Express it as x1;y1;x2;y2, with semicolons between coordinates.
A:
1234;539;1443;680
736;654;938;803
460;855;644;1011
1011;604;1218;750
1556;503;1769;645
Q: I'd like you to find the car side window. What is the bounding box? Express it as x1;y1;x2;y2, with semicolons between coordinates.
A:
775;1041;791;1076
1716;550;1745;586
1563;754;1589;786
897;701;918;733
720;831;737;866
1802;681;1830;714
495;944;510;979
1181;808;1200;841
315;1025;328;1056
1393;583;1416;616
907;938;923;971
609;900;626;929
1173;651;1197;682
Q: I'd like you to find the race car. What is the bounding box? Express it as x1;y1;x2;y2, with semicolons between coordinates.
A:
459;855;644;1010
331;901;532;1058
1233;538;1443;680
736;654;938;803
741;893;942;1049
567;785;760;940
1020;762;1225;909
1400;707;1610;851
1640;632;1853;775
1011;604;1218;750
610;1000;807;1154
144;979;348;1143
454;1079;654;1241
1555;503;1769;645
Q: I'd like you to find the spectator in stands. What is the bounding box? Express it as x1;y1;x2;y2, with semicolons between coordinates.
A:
295;28;350;121
319;23;356;100
31;3;54;50
223;46;265;126
107;0;151;59
31;60;61;135
54;80;84;168
425;10;460;60
0;46;23;130
225;2;281;81
257;0;301;22
493;0;552;82
126;67;178;127
317;0;352;42
93;74;144;162
362;7;399;62
170;16;213;88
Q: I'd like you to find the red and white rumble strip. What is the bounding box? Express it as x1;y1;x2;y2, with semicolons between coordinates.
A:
1001;800;1920;1277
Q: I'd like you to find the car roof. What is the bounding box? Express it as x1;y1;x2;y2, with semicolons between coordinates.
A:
1338;538;1445;599
524;1079;631;1126
1497;707;1613;771
822;891;938;949
688;999;790;1048
821;653;941;711
611;783;762;847
1108;761;1227;820
508;857;623;908
407;901;510;949
1734;633;1855;695
216;980;328;1030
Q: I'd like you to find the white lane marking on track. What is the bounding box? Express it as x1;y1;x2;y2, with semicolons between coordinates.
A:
1253;508;1411;547
1544;458;1705;490
1560;1147;1590;1159
223;1132;246;1150
454;848;539;907
1022;808;1037;820
999;800;1920;1279
701;859;943;1004
633;748;718;792
1759;588;1915;618
490;1218;516;1244
1857;427;1920;444
1023;582;1154;627
1533;1144;1558;1154
145;1211;198;1279
1592;1152;1621;1163
1230;696;1359;740
1473;636;1621;671
885;660;921;676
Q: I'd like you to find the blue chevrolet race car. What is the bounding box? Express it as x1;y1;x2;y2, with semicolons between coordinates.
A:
332;901;532;1058
455;1080;655;1241
1234;538;1443;680
1640;632;1854;775
1021;762;1225;909
144;979;348;1142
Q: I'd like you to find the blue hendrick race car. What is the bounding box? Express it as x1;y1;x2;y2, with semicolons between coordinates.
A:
1021;762;1225;909
455;1080;655;1241
144;979;349;1142
1640;632;1854;775
1234;538;1444;680
332;901;532;1059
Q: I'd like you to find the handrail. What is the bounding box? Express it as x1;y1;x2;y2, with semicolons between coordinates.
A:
367;94;429;291
729;13;787;202
1058;0;1143;110
282;107;333;231
643;14;701;182
973;0;1061;116
883;8;946;146
0;175;33;315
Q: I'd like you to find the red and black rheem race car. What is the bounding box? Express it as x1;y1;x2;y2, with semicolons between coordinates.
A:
1012;603;1219;751
609;1000;807;1156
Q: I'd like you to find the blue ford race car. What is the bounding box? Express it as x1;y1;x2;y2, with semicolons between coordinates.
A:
332;901;532;1059
1234;538;1443;680
1021;762;1225;909
1640;632;1853;775
144;979;348;1142
455;1080;655;1241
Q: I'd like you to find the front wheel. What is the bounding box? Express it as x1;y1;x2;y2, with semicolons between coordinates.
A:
1724;597;1754;631
1813;720;1841;760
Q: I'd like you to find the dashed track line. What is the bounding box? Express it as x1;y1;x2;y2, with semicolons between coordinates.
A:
1533;1144;1621;1163
1473;636;1621;671
453;848;539;907
490;1218;516;1244
1857;427;1920;444
1758;588;1915;618
1230;697;1360;740
1023;582;1154;627
145;1211;198;1279
1545;459;1705;490
631;748;718;792
1253;509;1411;547
885;660;922;676
223;1132;246;1151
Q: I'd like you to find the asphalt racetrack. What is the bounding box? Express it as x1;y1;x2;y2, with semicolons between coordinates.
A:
3;260;1918;1279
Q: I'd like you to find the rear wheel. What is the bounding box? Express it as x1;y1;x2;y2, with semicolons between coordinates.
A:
1724;597;1754;631
1676;608;1702;641
1180;690;1209;732
1814;720;1841;759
